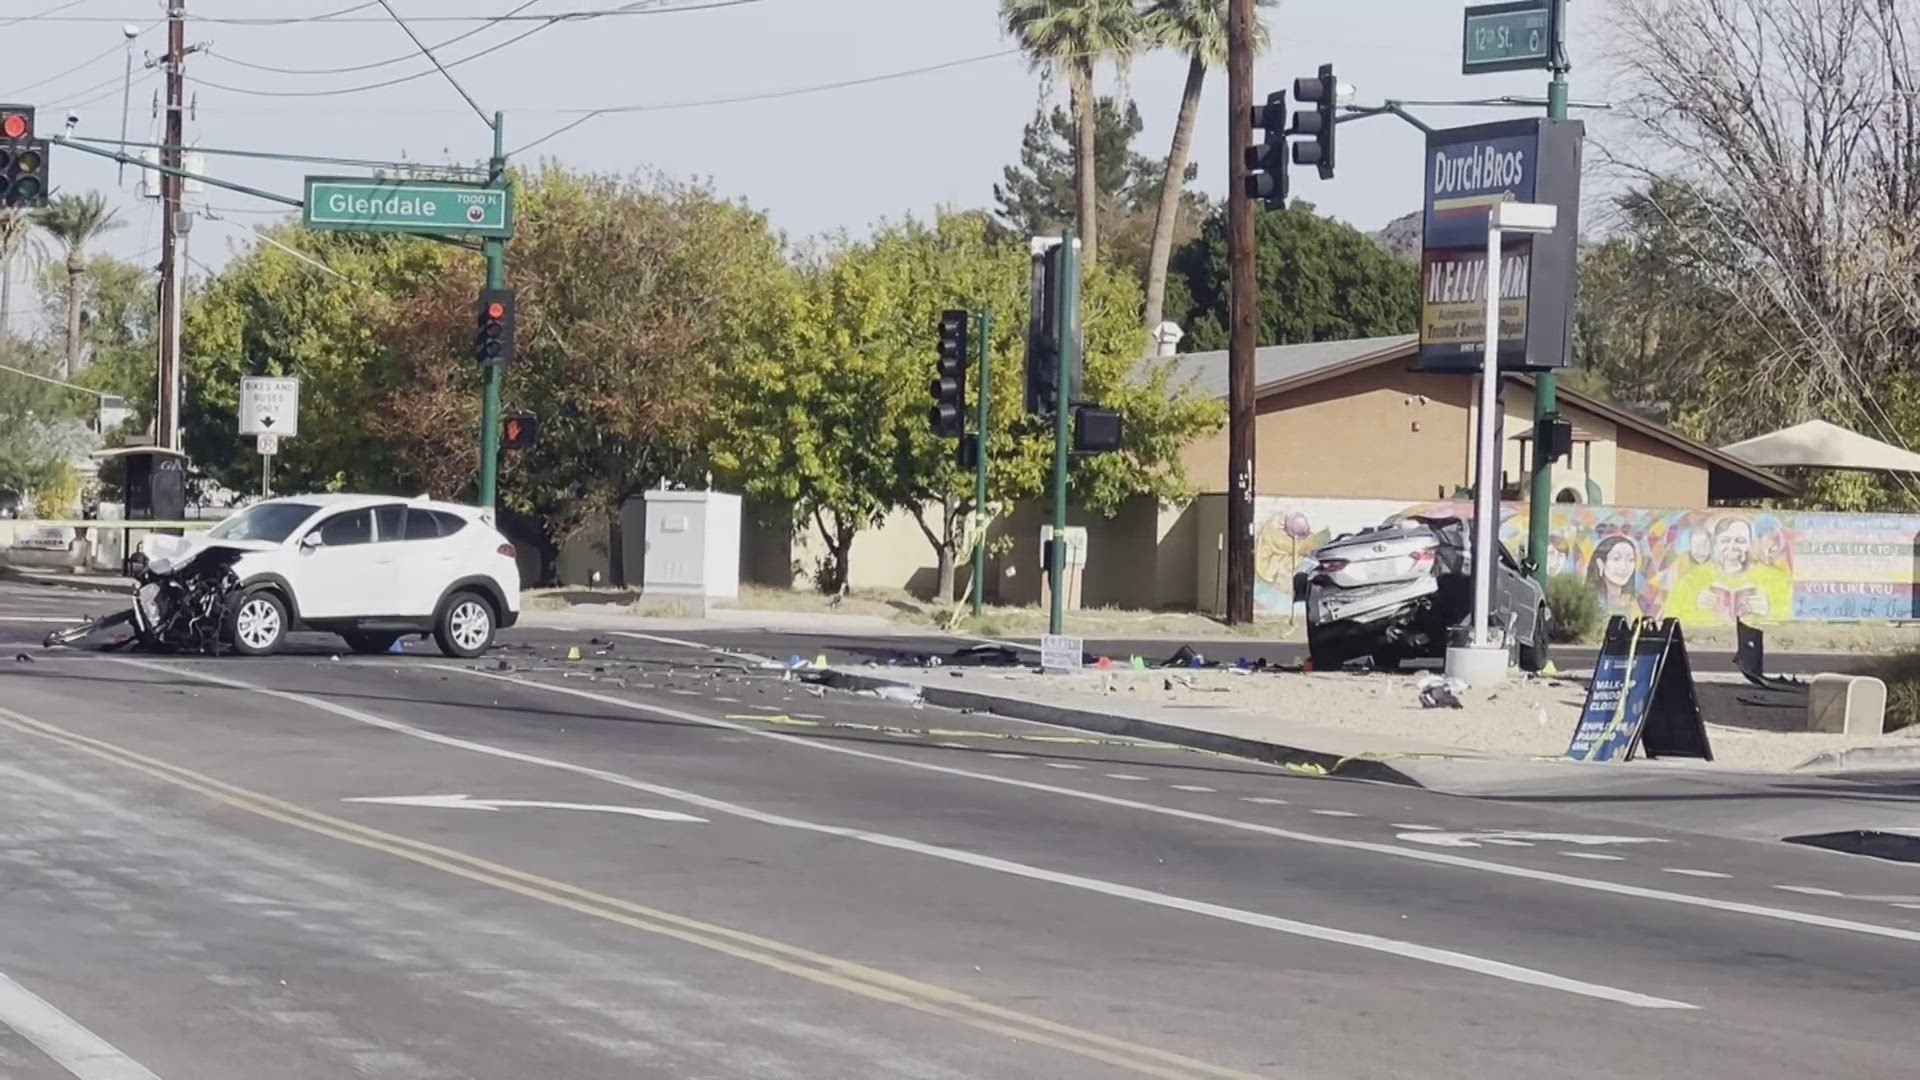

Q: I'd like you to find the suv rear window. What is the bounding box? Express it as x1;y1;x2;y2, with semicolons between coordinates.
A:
402;509;468;540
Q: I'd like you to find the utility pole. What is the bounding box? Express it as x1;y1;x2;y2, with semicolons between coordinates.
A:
1526;0;1570;583
155;1;185;452
1224;0;1257;625
478;112;506;510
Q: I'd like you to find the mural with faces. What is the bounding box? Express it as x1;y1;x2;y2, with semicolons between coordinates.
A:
1252;497;1917;624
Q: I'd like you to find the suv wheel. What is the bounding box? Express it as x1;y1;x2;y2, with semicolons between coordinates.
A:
342;630;402;655
227;591;288;657
435;592;495;658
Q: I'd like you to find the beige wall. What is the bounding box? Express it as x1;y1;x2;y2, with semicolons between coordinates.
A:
1614;427;1710;506
1181;365;1685;509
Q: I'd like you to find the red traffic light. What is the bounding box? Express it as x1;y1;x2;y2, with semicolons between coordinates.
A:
485;301;506;320
1;113;28;141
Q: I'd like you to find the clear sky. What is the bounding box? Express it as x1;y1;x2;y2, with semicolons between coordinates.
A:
5;0;1623;317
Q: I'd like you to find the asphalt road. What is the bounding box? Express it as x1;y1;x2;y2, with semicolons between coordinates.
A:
3;583;1920;1077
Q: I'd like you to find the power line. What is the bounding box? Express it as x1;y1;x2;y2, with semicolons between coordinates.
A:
3;21;160;98
374;0;492;128
206;0;547;77
1;0;99;30
10;3;761;23
511;47;1023;155
183;0;757;100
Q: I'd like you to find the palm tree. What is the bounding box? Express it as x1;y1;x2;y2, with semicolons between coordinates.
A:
1138;0;1271;337
0;209;46;339
1001;0;1141;267
34;192;122;380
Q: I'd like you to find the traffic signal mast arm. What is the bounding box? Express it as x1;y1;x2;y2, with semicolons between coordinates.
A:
48;133;303;208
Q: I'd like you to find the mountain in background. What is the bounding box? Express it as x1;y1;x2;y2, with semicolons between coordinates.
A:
1367;211;1422;262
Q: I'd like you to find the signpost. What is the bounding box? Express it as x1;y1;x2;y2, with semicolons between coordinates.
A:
302;178;512;238
1414;118;1584;374
1462;1;1555;74
240;375;298;498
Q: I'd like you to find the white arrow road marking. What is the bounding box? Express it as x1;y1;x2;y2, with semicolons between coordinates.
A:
345;794;705;823
1397;830;1668;850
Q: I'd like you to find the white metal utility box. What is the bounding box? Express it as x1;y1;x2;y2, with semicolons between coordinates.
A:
640;490;741;612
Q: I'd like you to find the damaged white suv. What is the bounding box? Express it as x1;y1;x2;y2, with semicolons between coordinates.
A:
135;494;521;657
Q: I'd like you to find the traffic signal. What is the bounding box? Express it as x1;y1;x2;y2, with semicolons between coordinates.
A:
1073;407;1123;454
1024;239;1081;416
475;288;516;366
1243;91;1289;210
0;105;49;209
929;308;969;439
1290;65;1338;180
501;412;539;450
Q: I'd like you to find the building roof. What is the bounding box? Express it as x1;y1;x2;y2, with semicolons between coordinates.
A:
1720;419;1920;473
1162;335;1797;501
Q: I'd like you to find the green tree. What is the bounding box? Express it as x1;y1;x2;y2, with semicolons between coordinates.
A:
1171;201;1420;349
375;167;788;550
33;192;121;379
36;255;156;424
183;227;457;495
714;212;1221;596
0;344;91;514
1000;0;1142;267
995;96;1169;236
0;208;46;337
1137;0;1270;336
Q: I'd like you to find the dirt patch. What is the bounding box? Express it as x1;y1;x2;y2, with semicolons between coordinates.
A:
956;667;1920;772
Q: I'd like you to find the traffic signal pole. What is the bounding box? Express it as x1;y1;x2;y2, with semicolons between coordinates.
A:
478;111;506;511
1048;228;1078;637
970;308;992;618
1526;0;1570;584
1223;0;1258;626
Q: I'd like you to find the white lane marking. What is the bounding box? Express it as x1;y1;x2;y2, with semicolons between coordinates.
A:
666;689;700;697
1896;903;1920;911
1311;809;1360;818
114;660;1695;1010
1775;885;1845;898
0;616;93;623
714;696;741;704
1398;831;1665;850
0;971;164;1079
1169;784;1215;792
1105;773;1148;781
124;658;1920;953
1043;763;1084;770
610;631;777;666
1560;853;1624;862
1242;797;1288;805
1391;823;1439;830
344;794;706;823
1663;868;1731;879
988;752;1027;760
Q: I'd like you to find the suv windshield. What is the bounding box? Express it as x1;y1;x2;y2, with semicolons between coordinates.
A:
207;502;318;544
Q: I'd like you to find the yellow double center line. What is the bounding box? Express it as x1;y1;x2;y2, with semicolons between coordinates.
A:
0;706;1262;1080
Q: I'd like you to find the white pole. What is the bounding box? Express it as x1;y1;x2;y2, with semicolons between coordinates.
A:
1472;220;1503;648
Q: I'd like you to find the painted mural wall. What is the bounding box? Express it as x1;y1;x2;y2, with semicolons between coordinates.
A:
1255;497;1920;625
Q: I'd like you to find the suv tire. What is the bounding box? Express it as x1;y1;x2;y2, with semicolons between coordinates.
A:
227;590;289;657
434;591;495;658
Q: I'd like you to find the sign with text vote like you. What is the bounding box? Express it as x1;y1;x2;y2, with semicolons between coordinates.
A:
1566;617;1712;763
239;376;299;438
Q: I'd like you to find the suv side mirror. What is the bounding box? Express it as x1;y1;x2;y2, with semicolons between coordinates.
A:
300;532;324;550
1521;556;1538;576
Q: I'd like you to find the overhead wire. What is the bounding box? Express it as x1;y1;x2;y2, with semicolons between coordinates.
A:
183;0;757;100
26;2;758;23
206;0;548;77
1;0;99;29
3;20;159;98
510;47;1024;156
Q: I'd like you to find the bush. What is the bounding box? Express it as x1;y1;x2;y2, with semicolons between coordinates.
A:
1544;576;1602;643
1867;651;1920;733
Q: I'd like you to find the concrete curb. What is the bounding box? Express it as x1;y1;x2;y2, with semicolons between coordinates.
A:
1793;742;1920;773
816;669;1426;787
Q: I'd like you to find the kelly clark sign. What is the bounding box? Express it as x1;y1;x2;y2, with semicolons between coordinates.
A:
1416;118;1585;373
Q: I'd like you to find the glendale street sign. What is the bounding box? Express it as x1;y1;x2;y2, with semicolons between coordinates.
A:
1462;1;1554;74
302;177;512;238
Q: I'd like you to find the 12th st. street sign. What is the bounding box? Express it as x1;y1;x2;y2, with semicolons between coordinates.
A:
1462;0;1554;74
303;177;512;239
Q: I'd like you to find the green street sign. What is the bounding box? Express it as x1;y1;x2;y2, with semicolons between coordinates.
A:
302;177;512;238
1462;1;1554;74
